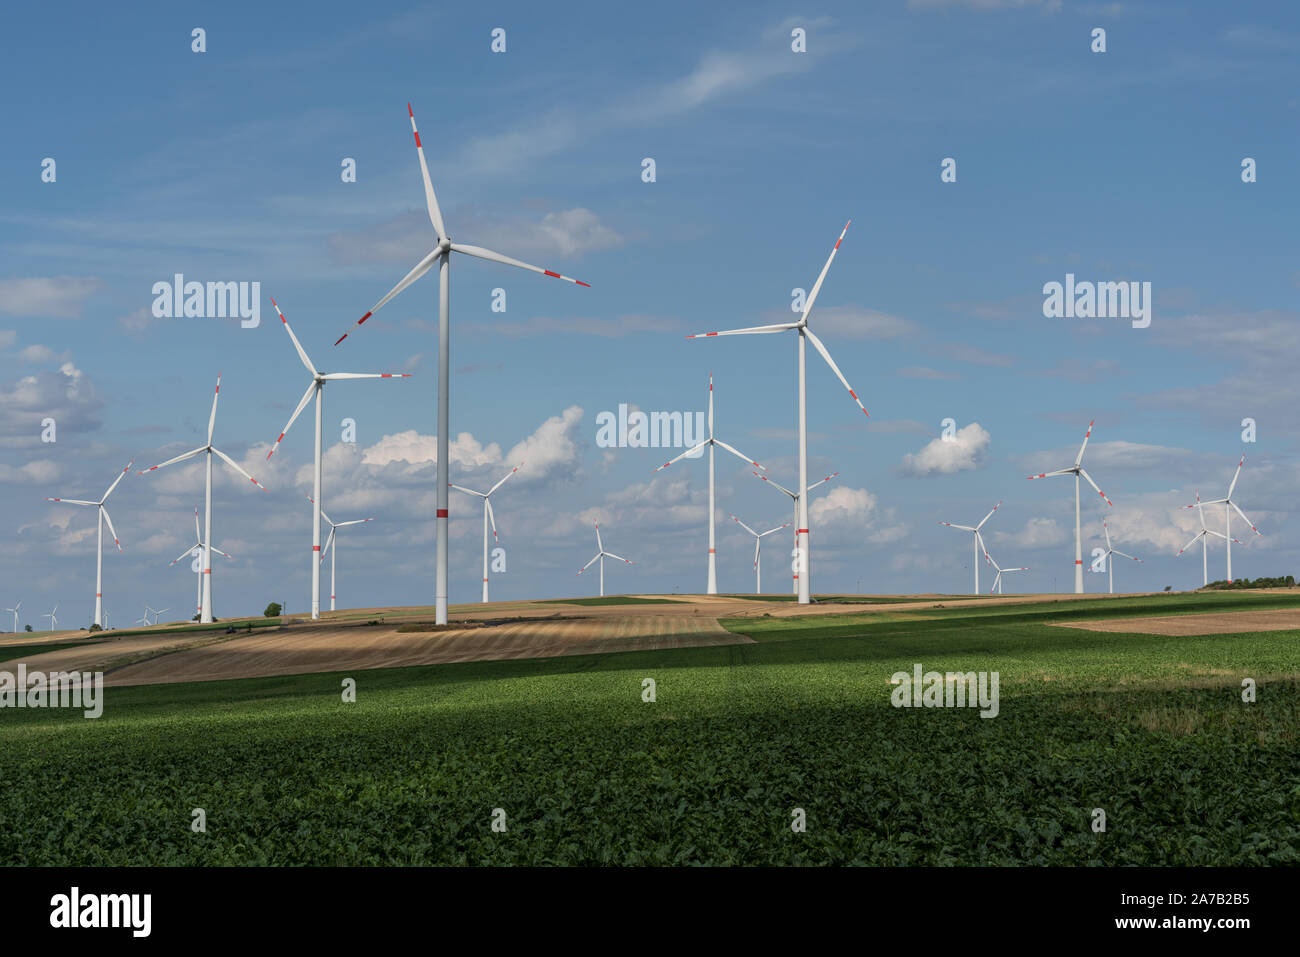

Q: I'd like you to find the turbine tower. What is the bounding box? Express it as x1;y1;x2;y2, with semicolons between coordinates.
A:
169;507;232;619
333;103;590;625
577;521;633;597
139;373;267;622
44;459;133;627
1026;420;1112;594
752;470;838;594
450;463;524;603
1098;519;1142;594
730;515;791;594
1177;490;1238;587
654;374;767;594
688;221;868;604
940;502;1001;595
1193;456;1262;583
266;298;409;620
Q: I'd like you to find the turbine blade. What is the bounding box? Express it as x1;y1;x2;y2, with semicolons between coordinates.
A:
578;554;600;574
1227;455;1244;498
1230;501;1261;535
604;552;632;564
100;506;123;552
212;447;268;491
975;501;1002;530
45;498;97;506
336;249;439;346
320;527;336;564
1177;531;1203;555
488;463;524;496
1027;469;1072;480
594;521;603;552
168;546;196;566
940;523;976;531
267;381;317;460
1078;467;1112;506
1112;550;1142;562
730;514;758;537
753;471;795;498
714;439;766;471
101;459;134;501
194;506;201;542
762;522;793;536
686;322;799;339
450;484;485;497
270;298;318;377
321;372;412;380
451;243;590;287
485;499;498;541
211;546;233;559
408;103;447;240
139;446;205;474
798;220;851;324
807;471;840;491
1075;419;1094;467
207;373;222;445
654;441;709;472
804;328;868;416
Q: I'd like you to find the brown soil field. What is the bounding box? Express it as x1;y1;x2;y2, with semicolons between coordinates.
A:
1055;607;1300;636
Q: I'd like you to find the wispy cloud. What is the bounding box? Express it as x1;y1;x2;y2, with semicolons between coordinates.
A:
0;278;103;319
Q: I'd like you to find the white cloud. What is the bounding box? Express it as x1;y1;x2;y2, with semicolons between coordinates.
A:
505;405;585;482
992;517;1069;548
0;459;60;484
0;277;103;318
360;430;502;469
17;344;56;363
0;362;102;448
900;423;990;476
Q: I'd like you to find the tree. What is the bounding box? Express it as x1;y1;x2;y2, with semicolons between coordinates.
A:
264;602;282;618
24;624;32;632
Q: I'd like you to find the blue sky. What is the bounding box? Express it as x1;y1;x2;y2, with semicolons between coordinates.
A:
3;0;1299;625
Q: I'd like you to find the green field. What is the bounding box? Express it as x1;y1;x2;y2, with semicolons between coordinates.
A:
1;593;1297;865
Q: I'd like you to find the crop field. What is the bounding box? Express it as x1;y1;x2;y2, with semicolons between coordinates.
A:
0;592;1297;865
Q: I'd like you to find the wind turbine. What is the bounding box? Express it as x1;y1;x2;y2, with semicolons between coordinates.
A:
940;502;1001;595
265;298;410;620
688;221;867;604
3;601;20;633
1177;490;1238;587
43;604;59;631
169;507;232;618
653;374;767;594
151;607;170;625
730;515;791;594
450;463;524;602
44;459;133;628
1193;456;1262;583
752;470;838;595
577;521;633;597
139;373;267;623
1026;420;1112;594
979;542;1027;595
315;501;375;612
332;103;590;625
134;610;150;627
1097;519;1142;594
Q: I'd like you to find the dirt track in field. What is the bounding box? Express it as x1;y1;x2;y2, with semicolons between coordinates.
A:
1055;608;1300;636
101;614;748;686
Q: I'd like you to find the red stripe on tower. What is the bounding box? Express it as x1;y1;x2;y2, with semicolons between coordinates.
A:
437;509;448;518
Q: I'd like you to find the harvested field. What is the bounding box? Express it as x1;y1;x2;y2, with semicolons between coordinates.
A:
1054;607;1300;636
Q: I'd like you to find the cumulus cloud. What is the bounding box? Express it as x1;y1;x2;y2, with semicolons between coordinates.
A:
992;517;1069;549
505;405;584;482
361;430;502;469
900;423;990;476
0;459;60;484
0;277;103;318
0;362;102;448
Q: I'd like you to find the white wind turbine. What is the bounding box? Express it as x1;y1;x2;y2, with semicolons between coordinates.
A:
43;604;59;631
134;609;149;627
577;521;633;597
450;463;524;603
4;601;21;633
1097;519;1142;594
1026;420;1112;594
266;298;410;620
315;501;375;613
688;221;867;604
1177;489;1238;587
44;459;133;628
1193;456;1262;583
139;373;267;623
169;507;232;619
151;607;170;625
333;103;590;625
653;374;767;594
979;541;1028;595
752;470;838;595
940;502;1001;595
730;515;791;594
